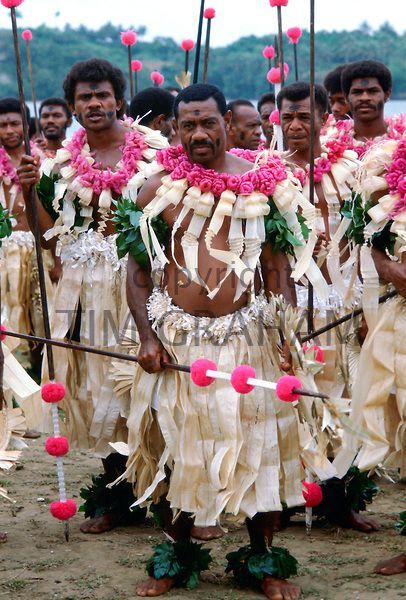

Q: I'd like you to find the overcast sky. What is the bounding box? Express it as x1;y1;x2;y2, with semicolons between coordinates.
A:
0;0;404;47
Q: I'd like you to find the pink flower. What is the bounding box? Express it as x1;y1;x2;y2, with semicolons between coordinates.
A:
269;109;280;125
150;71;164;86
120;30;137;46
267;63;289;84
391;158;406;174
181;39;195;51
262;45;275;60
286;27;302;44
239;181;255;195
397;178;406;198
21;29;32;41
269;0;288;6
211;178;226;197
198;177;213;193
226;174;241;192
131;59;143;72
204;7;216;18
1;0;24;7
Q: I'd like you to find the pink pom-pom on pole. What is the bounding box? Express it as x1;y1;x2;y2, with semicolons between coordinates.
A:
1;0;24;7
41;382;66;403
21;29;32;41
276;375;302;402
267;63;289;84
45;436;69;457
150;71;164;86
302;481;323;507
50;499;77;521
230;365;256;394
262;45;275;60
269;0;288;6
303;342;325;363
120;30;137;46
181;39;195;51
131;59;143;72
269;109;280;125
191;358;217;387
0;324;6;341
287;27;303;44
204;7;216;19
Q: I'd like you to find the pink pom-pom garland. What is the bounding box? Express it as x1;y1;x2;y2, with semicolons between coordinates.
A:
1;0;24;7
287;27;303;44
276;375;302;402
120;30;137;46
269;109;280;125
0;323;6;341
181;39;195;51
151;71;164;86
41;382;66;403
269;0;288;6
21;29;32;41
50;499;77;521
303;342;325;363
190;359;217;387
302;481;323;507
131;59;143;72
45;436;69;457
204;7;216;19
267;63;289;84
230;365;256;394
262;45;275;60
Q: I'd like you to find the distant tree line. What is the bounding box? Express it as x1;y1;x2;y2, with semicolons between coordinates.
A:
0;21;405;101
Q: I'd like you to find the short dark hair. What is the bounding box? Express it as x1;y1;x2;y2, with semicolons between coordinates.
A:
174;83;227;119
63;58;126;110
0;97;30;120
257;92;276;113
277;81;329;115
324;65;347;95
341;60;392;96
39;97;72;120
165;86;181;94
129;87;174;125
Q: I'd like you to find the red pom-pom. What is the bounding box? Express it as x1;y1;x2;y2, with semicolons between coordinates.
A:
1;0;24;7
267;63;289;84
303;342;325;363
120;30;137;46
45;436;69;457
287;27;303;44
50;499;77;521
181;39;195;51
131;59;143;72
276;375;302;402
269;109;280;125
150;71;164;86
302;481;323;507
269;0;288;6
41;382;66;403
204;7;216;18
0;323;6;341
262;45;275;60
21;29;32;41
190;358;217;387
231;365;256;394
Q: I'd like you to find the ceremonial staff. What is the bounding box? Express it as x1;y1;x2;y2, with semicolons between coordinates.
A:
131;59;142;95
287;27;303;81
22;29;40;136
120;30;137;98
193;0;206;83
202;7;215;83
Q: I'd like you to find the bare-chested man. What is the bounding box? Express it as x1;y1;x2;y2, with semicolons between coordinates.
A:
257;92;276;148
38;97;72;158
323;65;351;121
226;98;262;150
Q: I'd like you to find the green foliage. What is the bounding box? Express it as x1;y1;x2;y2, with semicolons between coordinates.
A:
226;545;298;589
345;466;379;512
0;23;405;100
146;540;212;590
113;197;169;268
265;201;308;255
395;511;406;536
342;193;372;245
36;172;61;221
0;205;12;246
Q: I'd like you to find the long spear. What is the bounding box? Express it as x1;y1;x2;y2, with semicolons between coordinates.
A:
202;7;215;83
131;59;143;95
269;1;287;87
286;27;303;81
21;29;40;136
193;0;206;84
120;30;137;99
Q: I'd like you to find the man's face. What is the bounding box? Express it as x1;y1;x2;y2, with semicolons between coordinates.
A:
259;101;275;143
328;92;350;120
347;76;389;123
40;105;71;140
72;81;122;132
160;116;175;142
229;105;261;150
177;97;228;166
280;97;324;153
0;112;24;150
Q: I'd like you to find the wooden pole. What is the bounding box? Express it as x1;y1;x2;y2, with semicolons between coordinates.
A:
277;6;285;87
193;0;206;83
25;39;40;136
307;0;315;335
128;45;134;98
293;43;299;81
202;17;212;83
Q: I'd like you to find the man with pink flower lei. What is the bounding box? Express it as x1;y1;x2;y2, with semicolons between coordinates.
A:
18;58;168;534
112;82;339;599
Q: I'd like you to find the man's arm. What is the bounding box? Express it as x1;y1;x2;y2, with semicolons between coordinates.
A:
260;241;297;306
372;247;406;297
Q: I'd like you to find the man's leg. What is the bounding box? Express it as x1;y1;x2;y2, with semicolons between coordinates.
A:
374;554;406;575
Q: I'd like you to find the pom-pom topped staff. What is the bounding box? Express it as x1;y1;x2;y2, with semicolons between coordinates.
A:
202;7;215;83
120;29;137;98
287;27;302;81
131;59;142;95
269;0;287;88
21;29;40;136
193;0;206;83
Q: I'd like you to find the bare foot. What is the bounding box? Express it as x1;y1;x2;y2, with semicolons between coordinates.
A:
262;576;301;599
23;429;41;439
374;554;406;575
348;510;379;533
0;532;7;543
80;513;118;534
191;524;223;540
136;576;175;597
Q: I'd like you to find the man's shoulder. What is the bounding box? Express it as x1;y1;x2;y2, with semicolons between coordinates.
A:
225;151;255;175
137;170;168;209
